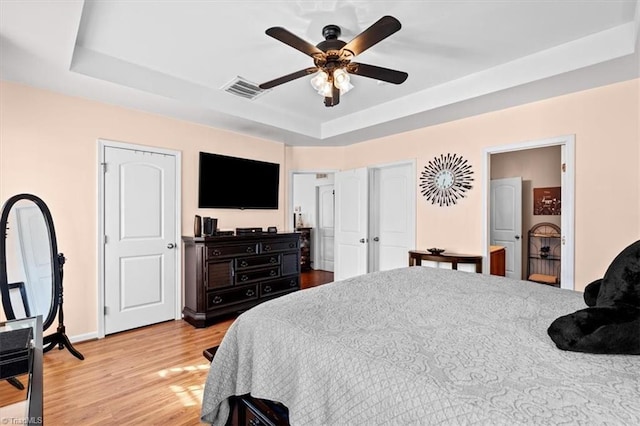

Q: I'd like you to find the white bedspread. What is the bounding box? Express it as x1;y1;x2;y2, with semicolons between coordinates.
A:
201;267;640;425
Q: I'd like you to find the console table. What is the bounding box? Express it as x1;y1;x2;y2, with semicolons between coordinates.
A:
408;250;483;273
182;233;301;327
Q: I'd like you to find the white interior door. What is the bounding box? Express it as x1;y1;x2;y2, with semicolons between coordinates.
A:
334;168;368;281
316;184;335;272
490;177;523;279
369;163;415;272
103;145;177;334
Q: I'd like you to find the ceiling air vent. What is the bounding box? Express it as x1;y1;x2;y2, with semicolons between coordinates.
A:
222;77;268;100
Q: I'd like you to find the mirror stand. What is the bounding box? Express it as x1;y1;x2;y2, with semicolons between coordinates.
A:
43;254;84;360
7;377;25;390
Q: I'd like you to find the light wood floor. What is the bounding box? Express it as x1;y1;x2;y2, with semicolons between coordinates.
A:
0;270;333;425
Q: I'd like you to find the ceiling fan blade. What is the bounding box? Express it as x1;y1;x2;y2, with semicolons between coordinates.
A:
341;16;401;57
265;27;325;58
348;62;408;84
259;67;319;90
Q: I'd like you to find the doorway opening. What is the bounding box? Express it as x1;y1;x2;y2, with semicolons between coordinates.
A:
289;170;337;274
483;135;575;290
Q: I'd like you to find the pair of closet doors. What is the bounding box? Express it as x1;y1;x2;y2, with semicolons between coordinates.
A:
334;161;416;281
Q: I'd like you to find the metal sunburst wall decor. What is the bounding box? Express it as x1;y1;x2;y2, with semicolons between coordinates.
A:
420;153;474;206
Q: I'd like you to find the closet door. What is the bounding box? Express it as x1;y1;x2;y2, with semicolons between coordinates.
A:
334;168;368;281
369;162;416;273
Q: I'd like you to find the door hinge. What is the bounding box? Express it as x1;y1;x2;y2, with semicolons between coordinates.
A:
100;162;107;173
104;235;108;244
104;306;108;315
561;163;566;172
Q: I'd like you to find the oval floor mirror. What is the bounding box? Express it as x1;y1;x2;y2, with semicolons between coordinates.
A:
0;194;84;365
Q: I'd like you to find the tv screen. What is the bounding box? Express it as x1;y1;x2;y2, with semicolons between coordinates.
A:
198;152;280;209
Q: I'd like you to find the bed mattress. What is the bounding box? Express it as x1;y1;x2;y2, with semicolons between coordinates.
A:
201;266;640;425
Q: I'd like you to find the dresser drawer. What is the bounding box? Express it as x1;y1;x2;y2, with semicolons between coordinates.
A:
236;267;279;284
236;254;280;270
207;285;258;309
261;240;299;253
207;243;257;259
205;260;233;290
260;276;299;297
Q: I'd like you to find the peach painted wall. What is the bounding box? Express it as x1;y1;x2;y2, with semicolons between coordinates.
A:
0;81;292;335
1;78;639;339
294;79;639;292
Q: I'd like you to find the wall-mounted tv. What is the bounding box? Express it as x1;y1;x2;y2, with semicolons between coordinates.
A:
198;152;280;209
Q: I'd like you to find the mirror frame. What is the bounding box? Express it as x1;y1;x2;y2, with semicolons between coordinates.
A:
0;193;61;331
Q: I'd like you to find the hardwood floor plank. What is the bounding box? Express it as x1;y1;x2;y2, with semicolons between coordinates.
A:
0;270;333;425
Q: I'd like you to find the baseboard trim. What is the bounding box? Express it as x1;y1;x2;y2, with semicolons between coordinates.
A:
66;331;99;343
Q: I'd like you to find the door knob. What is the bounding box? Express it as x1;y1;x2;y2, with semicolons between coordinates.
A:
167;243;175;249
514;235;520;240
373;237;380;242
359;238;366;243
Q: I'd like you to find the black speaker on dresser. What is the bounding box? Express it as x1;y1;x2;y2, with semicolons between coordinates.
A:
194;215;202;237
203;217;218;236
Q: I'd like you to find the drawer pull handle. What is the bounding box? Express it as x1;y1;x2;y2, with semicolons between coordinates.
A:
269;257;277;264
246;289;255;297
269;270;277;276
264;285;272;293
240;260;248;267
212;296;223;304
289;280;296;287
289;243;295;248
212;249;221;256
264;245;272;252
246;247;254;253
240;275;249;282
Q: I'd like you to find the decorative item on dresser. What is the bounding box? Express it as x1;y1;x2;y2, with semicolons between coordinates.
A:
296;227;312;271
182;233;301;328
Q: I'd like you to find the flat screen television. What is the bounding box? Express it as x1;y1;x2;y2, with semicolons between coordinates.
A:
198;152;280;209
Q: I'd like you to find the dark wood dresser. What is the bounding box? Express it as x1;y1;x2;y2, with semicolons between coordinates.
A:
182;233;301;327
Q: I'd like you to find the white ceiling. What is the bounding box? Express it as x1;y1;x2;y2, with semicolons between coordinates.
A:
1;1;639;147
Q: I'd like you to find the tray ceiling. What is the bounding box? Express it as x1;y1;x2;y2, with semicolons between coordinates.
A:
1;1;639;146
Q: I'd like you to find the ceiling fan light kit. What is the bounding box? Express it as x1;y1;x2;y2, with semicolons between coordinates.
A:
259;16;408;107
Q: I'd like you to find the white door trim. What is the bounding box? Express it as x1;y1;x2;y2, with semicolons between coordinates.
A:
482;134;575;289
288;169;339;231
97;139;182;338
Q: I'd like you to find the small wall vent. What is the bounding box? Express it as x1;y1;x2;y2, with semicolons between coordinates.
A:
222;77;268;100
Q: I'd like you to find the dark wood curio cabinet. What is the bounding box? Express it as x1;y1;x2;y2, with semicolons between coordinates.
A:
296;227;312;271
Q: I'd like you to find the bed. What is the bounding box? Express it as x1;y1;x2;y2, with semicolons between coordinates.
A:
201;266;640;425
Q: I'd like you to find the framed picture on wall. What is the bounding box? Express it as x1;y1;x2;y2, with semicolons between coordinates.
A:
533;187;561;215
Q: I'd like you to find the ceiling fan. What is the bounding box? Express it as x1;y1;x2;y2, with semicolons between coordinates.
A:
259;16;408;107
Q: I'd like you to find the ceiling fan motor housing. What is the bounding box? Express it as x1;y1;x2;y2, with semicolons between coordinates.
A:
322;24;341;40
